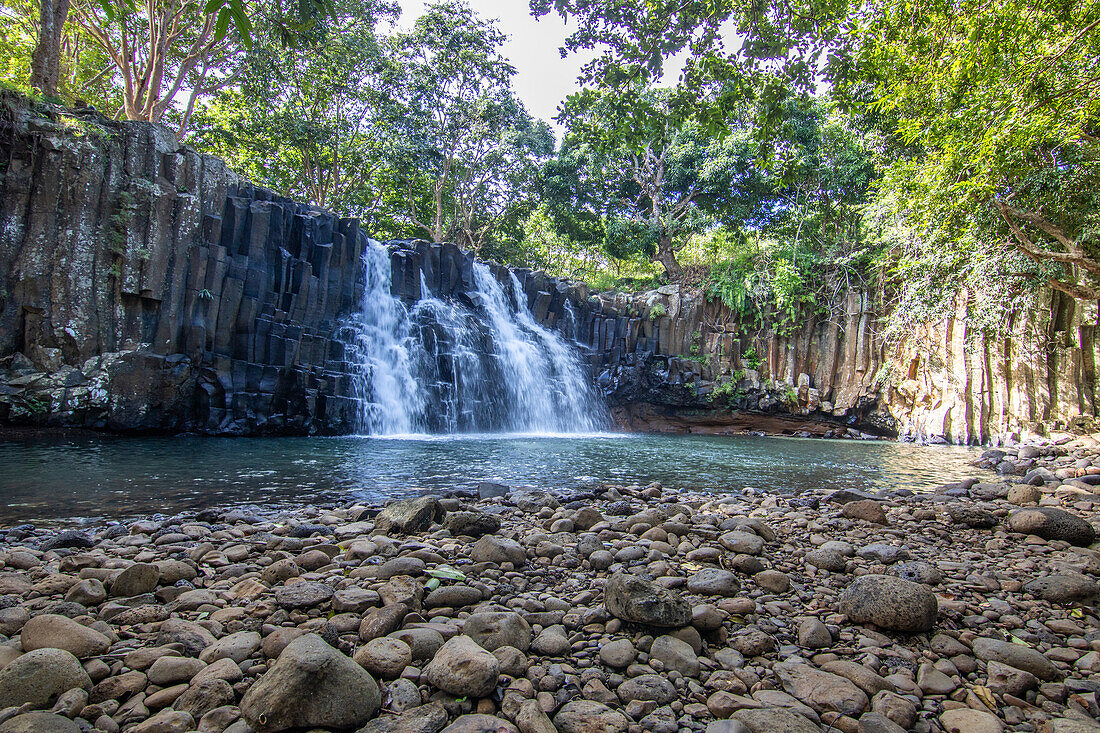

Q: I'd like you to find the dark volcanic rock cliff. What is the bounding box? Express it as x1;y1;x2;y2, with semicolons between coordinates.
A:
0;101;368;433
1;98;1097;442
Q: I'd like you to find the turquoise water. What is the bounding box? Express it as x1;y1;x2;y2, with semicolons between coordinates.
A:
0;432;981;523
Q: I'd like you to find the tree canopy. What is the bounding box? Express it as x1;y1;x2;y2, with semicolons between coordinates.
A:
2;0;1099;329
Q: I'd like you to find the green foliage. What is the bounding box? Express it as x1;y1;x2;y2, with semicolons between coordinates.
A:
0;0;123;111
9;392;51;422
649;303;667;318
709;375;742;407
742;346;761;371
189;0;398;222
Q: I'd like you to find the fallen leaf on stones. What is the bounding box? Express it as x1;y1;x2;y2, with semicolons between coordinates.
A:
427;567;466;581
973;686;996;710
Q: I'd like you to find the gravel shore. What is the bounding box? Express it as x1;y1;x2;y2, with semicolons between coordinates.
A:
0;437;1097;733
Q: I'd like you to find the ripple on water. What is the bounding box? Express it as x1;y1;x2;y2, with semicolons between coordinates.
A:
0;432;983;523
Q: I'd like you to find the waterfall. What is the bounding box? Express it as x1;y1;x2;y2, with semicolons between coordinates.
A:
344;242;607;435
342;241;422;434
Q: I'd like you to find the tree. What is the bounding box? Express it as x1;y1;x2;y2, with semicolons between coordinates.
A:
70;0;249;132
29;0;71;95
529;0;852;135
530;0;1100;303
386;0;553;251
851;0;1100;302
560;87;749;278
190;0;399;218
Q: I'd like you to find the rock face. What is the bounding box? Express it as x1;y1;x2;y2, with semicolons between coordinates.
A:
7;99;1095;442
839;574;938;632
240;633;381;732
604;572;692;627
1006;508;1096;546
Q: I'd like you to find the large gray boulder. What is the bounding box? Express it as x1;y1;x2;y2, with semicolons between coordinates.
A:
971;637;1059;681
375;497;444;535
356;702;448;733
1007;507;1095;546
424;635;500;698
604;572;692;628
444;512;501;538
110;562;161;597
0;713;81;733
20;614;111;659
0;648;92;709
839;575;938;633
686;568;741;597
240;633;380;732
775;659;869;716
461;612;532;652
554;700;629;733
732;708;824;732
470;536;526;566
1023;574;1100;604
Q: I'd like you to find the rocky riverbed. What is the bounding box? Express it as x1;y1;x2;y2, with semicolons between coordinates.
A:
0;438;1097;733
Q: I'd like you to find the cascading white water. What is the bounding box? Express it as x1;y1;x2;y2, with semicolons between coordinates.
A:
343;241;607;435
342;241;422;434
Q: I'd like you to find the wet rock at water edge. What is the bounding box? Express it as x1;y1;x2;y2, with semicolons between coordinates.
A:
443;511;501;537
375;496;445;535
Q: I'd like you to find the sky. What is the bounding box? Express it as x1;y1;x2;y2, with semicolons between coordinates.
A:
395;0;592;134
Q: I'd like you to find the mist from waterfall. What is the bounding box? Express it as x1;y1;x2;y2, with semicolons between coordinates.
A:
343;241;607;435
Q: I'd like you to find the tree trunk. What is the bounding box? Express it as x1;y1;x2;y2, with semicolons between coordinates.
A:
30;0;72;96
655;236;683;279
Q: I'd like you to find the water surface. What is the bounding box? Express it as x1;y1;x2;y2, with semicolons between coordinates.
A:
0;432;982;524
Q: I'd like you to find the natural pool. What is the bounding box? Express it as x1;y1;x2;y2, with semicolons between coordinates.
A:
0;432;984;523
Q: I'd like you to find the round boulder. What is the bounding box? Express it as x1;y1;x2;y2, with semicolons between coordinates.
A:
461;612;532;652
424;635;500;698
1023;574;1099;604
0;713;81;733
20;614;110;659
0;648;92;709
839;574;938;633
240;633;381;732
554;700;629;733
604;572;691;628
1007;507;1095;546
